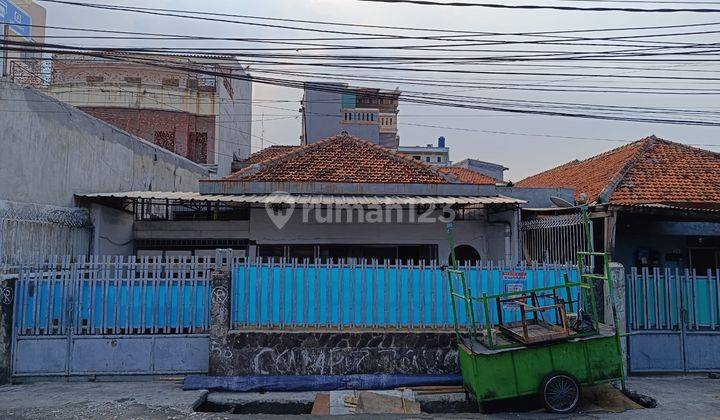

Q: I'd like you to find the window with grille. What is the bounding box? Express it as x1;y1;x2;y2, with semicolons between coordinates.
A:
154;131;176;152
188;132;208;163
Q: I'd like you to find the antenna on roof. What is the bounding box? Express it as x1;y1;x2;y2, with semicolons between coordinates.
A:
550;193;588;208
550;196;574;208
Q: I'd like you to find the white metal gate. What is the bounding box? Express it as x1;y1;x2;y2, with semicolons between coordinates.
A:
627;267;720;372
12;257;211;377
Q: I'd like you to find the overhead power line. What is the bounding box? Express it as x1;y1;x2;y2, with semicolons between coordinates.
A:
6;41;720;126
355;0;720;12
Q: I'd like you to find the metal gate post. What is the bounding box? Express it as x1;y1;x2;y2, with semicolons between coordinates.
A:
9;265;25;379
64;260;78;376
678;269;688;373
1;265;17;384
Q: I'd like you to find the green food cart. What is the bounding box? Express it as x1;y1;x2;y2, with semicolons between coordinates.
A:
446;251;625;413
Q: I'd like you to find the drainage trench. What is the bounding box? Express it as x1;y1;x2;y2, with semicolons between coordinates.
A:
195;393;479;415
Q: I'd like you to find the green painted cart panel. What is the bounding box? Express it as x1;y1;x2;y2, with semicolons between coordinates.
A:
460;332;622;403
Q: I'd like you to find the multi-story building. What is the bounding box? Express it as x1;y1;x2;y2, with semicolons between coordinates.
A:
46;54;252;176
398;136;451;166
1;0;46;86
301;82;400;148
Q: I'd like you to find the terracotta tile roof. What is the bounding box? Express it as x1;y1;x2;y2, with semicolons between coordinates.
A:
439;166;498;185
228;133;453;184
517;136;720;207
244;145;300;164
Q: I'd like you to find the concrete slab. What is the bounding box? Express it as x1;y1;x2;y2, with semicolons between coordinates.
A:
0;381;207;419
207;391;318;405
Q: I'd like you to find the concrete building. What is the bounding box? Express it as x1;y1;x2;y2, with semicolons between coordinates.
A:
45;54;252;176
79;133;572;264
398;136;451;165
518;136;720;271
454;158;508;182
0;80;208;263
301;82;400;148
1;0;46;87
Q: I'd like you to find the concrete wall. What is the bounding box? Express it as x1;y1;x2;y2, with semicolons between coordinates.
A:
212;331;459;375
454;159;507;182
90;204;134;256
216;69;252;172
251;207;518;263
0;80;208;208
0;80;208;262
302;86;344;144
130;205;520;264
379;132;398;149
340;121;380;144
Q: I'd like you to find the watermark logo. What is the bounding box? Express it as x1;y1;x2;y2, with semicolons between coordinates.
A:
264;191;457;230
265;191;295;229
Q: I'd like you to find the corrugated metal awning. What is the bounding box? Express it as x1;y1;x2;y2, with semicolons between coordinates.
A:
76;191;525;206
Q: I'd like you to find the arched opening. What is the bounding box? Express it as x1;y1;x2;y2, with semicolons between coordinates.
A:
451;245;481;265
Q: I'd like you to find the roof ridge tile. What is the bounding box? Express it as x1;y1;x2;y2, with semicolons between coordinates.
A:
227;133;452;184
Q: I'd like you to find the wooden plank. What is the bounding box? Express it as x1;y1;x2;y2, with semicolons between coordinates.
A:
311;393;330;415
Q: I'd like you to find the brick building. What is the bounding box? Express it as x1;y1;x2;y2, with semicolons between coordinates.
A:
46;54;252;176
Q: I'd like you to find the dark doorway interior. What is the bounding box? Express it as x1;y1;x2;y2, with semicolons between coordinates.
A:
689;247;719;272
452;245;481;264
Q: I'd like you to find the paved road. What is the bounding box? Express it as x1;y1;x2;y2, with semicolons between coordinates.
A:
0;376;718;419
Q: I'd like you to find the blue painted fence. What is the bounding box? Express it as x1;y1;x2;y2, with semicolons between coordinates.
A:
14;257;213;335
231;260;580;329
13;258;582;334
628;267;720;330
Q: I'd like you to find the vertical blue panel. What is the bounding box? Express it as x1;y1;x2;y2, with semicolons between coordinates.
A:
228;264;585;329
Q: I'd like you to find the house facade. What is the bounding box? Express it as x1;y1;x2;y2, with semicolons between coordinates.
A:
517;136;720;272
79;133;573;265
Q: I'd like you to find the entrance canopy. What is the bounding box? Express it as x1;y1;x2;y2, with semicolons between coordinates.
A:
76;191;525;207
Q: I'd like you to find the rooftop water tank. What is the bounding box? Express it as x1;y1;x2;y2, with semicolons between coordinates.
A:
438;136;446;148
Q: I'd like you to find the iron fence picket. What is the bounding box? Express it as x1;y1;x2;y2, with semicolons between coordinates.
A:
715;269;720;330
327;262;333;327
16;258;591;334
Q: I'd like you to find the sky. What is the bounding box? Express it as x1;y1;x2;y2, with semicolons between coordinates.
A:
39;0;720;181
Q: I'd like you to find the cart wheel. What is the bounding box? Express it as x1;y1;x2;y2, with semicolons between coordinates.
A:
540;372;581;414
